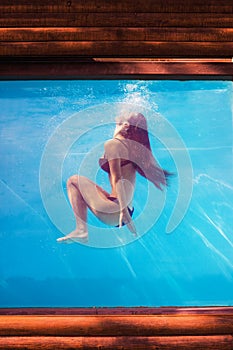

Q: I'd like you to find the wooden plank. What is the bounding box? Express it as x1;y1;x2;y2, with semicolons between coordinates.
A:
1;314;233;336
0;13;233;28
0;308;233;316
0;62;232;79
0;0;232;14
0;335;232;350
95;58;232;62
0;41;232;57
0;28;233;42
1;306;233;315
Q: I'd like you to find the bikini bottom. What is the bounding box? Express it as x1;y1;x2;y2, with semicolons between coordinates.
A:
108;196;134;227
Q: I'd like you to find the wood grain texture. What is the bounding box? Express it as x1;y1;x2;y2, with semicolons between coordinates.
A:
0;335;233;350
1;306;233;315
1;308;233;349
0;0;232;13
0;1;232;58
0;62;232;79
0;314;233;336
1;28;233;42
0;13;233;28
0;41;232;57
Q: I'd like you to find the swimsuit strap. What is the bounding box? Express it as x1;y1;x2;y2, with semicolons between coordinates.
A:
114;137;129;150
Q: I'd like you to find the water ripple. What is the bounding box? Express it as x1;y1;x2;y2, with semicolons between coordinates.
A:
191;225;233;271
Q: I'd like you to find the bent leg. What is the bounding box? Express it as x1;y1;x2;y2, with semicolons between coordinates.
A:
57;175;121;243
57;175;89;243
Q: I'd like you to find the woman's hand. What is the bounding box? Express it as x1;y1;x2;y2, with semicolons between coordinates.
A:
119;208;137;236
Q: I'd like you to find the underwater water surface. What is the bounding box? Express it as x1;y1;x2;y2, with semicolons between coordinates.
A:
0;79;232;307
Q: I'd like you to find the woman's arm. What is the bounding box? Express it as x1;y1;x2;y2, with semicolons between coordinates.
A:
104;140;136;234
109;158;136;235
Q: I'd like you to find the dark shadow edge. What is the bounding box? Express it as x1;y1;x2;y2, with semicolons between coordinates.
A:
1;306;233;315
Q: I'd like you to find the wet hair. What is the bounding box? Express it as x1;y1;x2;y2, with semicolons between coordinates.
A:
125;113;172;189
126;112;151;149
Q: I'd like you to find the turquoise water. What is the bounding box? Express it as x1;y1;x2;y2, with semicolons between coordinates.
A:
0;80;233;307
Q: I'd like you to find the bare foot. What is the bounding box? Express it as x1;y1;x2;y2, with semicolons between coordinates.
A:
57;229;88;244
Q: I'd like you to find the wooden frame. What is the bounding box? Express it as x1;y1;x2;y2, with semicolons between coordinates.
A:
0;58;232;80
0;307;233;349
0;59;232;349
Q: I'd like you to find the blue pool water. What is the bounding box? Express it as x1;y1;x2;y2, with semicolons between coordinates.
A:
0;79;232;307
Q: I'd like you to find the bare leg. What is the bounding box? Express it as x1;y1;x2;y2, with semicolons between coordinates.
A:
57;174;135;244
57;175;89;243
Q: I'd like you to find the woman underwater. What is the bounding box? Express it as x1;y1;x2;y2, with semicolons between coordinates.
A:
57;112;171;243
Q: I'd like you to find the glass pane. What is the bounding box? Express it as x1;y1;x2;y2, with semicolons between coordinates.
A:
0;80;232;307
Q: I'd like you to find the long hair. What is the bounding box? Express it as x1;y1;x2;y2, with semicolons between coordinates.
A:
125;113;172;189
